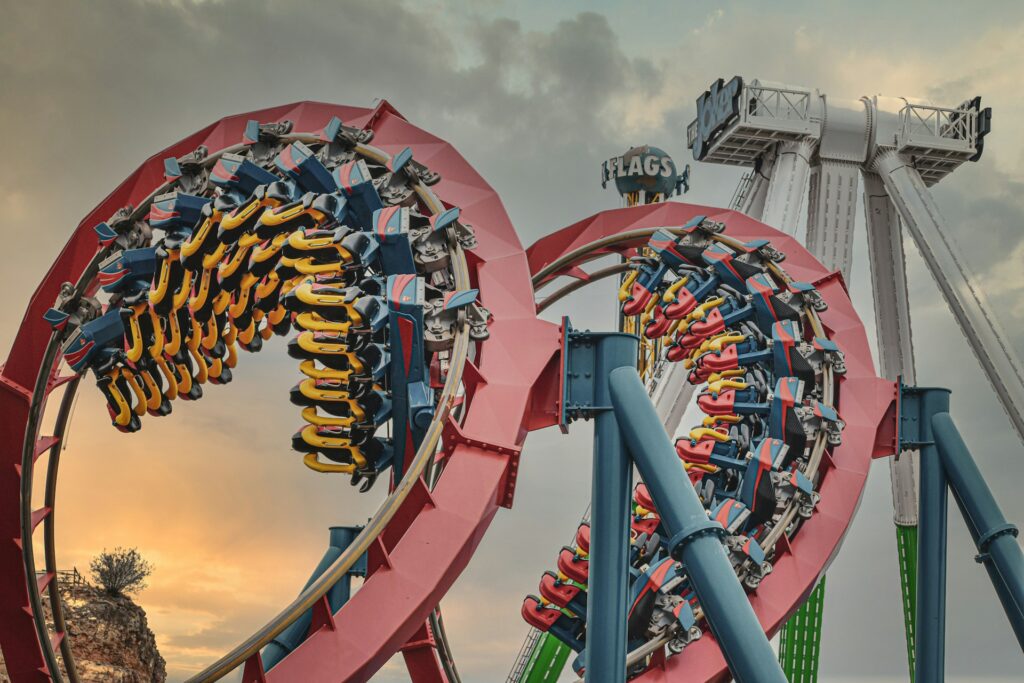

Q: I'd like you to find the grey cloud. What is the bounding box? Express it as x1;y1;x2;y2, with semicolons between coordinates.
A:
3;2;1024;682
0;2;666;343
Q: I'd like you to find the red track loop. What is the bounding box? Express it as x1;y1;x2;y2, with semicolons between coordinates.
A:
0;101;560;682
526;203;892;682
3;107;890;683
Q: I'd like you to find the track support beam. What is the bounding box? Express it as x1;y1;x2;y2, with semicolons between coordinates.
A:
560;318;787;683
931;414;1024;646
806;159;860;279
903;387;950;683
561;325;638;681
608;367;787;683
897;383;1024;681
741;149;774;220
262;526;365;670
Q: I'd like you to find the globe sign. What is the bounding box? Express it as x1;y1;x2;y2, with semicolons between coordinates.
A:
601;146;680;197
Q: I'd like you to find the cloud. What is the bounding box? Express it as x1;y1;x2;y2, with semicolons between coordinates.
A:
3;1;1024;681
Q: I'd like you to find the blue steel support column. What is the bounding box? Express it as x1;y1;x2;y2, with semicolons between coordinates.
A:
584;332;639;682
607;367;786;683
911;388;950;683
263;526;366;669
931;413;1024;647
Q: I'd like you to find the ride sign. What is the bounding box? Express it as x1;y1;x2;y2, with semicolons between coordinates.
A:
691;76;743;161
601;151;675;188
600;145;685;199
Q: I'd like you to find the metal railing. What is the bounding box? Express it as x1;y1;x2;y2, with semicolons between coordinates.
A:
730;171;754;210
506;627;542;682
898;103;977;147
746;85;812;123
686;82;814;154
57;568;84;588
35;568;85;590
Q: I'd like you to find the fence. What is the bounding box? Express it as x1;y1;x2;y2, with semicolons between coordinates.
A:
35;567;85;590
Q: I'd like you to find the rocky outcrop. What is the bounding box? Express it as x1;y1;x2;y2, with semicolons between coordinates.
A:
0;580;165;682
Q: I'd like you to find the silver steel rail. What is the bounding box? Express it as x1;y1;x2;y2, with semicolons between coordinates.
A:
41;376;83;683
20;331;74;679
536;263;632;313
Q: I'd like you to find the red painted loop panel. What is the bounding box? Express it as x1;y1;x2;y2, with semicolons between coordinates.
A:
0;101;561;682
1;103;892;683
525;202;892;683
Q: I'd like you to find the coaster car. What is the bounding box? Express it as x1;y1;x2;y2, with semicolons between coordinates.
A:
626;557;700;653
710;498;772;588
333;158;384;228
283;278;388;334
148;192;211;246
218;182;292;245
287;331;387;372
209;153;280;199
275;142;338;194
289;381;391;424
521;596;585;652
557;545;590;585
539;571;588;618
700;240;780;290
291;423;391;466
697;377;770;417
621;259;670;317
746;273;804;328
675;427;743;468
62;311;147;432
664;271;720;321
574;522;591;555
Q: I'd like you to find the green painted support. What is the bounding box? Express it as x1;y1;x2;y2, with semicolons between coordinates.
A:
896;524;918;682
778;576;826;681
519;632;572;683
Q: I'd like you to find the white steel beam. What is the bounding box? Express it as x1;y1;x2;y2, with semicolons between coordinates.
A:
863;171;919;524
806;160;861;278
874;150;1024;443
743;172;770;220
649;360;696;436
761;138;815;234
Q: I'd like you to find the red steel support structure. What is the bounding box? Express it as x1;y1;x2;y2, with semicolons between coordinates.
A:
527;203;892;681
2;105;890;682
0;102;561;682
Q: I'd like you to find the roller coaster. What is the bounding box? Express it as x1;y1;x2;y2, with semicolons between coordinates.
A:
0;99;1021;683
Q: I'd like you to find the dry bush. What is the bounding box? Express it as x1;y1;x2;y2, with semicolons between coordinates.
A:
89;547;153;597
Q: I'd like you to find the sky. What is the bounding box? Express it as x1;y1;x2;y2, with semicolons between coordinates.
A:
3;0;1024;681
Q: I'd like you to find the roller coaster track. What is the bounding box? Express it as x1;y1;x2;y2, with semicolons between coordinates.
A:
0;101;557;683
1;107;891;683
532;226;840;670
521;204;889;681
509;240;686;683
